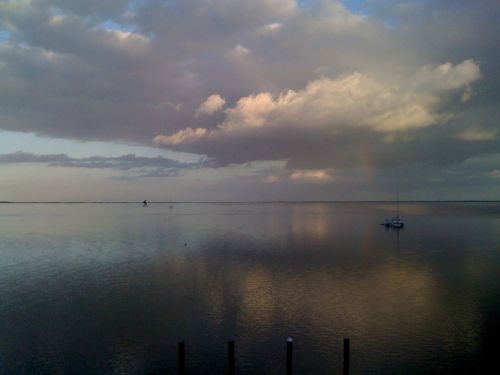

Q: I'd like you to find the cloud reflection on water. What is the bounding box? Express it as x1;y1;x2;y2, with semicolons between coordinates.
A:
0;203;497;374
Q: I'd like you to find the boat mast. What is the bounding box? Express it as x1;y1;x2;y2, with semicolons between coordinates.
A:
396;188;399;217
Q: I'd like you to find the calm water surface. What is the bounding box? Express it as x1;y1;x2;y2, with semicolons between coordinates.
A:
0;202;499;374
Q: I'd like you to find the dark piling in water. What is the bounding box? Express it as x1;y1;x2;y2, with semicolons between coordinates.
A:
286;337;293;374
343;338;350;375
178;341;186;375
228;340;235;374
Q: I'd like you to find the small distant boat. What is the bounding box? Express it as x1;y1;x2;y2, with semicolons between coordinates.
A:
142;200;148;207
381;190;404;228
382;216;404;228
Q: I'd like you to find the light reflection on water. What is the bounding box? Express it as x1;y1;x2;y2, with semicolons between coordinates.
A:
0;202;499;374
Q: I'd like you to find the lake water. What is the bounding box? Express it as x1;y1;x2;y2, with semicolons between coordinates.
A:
0;202;499;374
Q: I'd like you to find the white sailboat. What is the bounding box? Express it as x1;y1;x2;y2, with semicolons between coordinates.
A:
382;190;404;228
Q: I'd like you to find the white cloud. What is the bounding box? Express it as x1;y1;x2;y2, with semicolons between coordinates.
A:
302;1;367;34
456;127;497;141
266;22;283;30
154;128;209;146
260;22;283;33
412;60;481;92
195;94;226;117
103;29;149;45
228;43;251;60
156;60;481;149
290;169;334;182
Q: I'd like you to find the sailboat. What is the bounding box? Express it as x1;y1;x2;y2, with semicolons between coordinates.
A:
382;190;404;228
142;200;148;207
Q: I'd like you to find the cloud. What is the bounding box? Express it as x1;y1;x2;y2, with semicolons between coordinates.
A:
228;43;251;60
260;22;283;32
195;94;226;117
265;175;280;183
411;60;481;93
455;126;497;141
136;168;182;178
154;60;482;167
0;152;70;164
0;0;499;199
0;151;202;178
290;169;334;182
154;128;208;146
39;0;131;19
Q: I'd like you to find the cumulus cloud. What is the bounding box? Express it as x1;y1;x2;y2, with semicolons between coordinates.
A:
155;60;482;167
411;60;481;93
195;94;226;117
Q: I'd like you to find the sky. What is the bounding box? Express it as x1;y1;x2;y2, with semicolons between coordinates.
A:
0;0;499;201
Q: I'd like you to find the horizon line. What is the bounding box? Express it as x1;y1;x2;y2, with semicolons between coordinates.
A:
1;200;499;204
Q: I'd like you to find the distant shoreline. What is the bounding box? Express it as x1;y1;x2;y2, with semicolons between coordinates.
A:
1;200;499;204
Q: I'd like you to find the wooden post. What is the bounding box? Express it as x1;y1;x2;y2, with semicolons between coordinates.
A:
178;341;186;375
228;340;235;375
343;338;350;375
286;337;293;374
